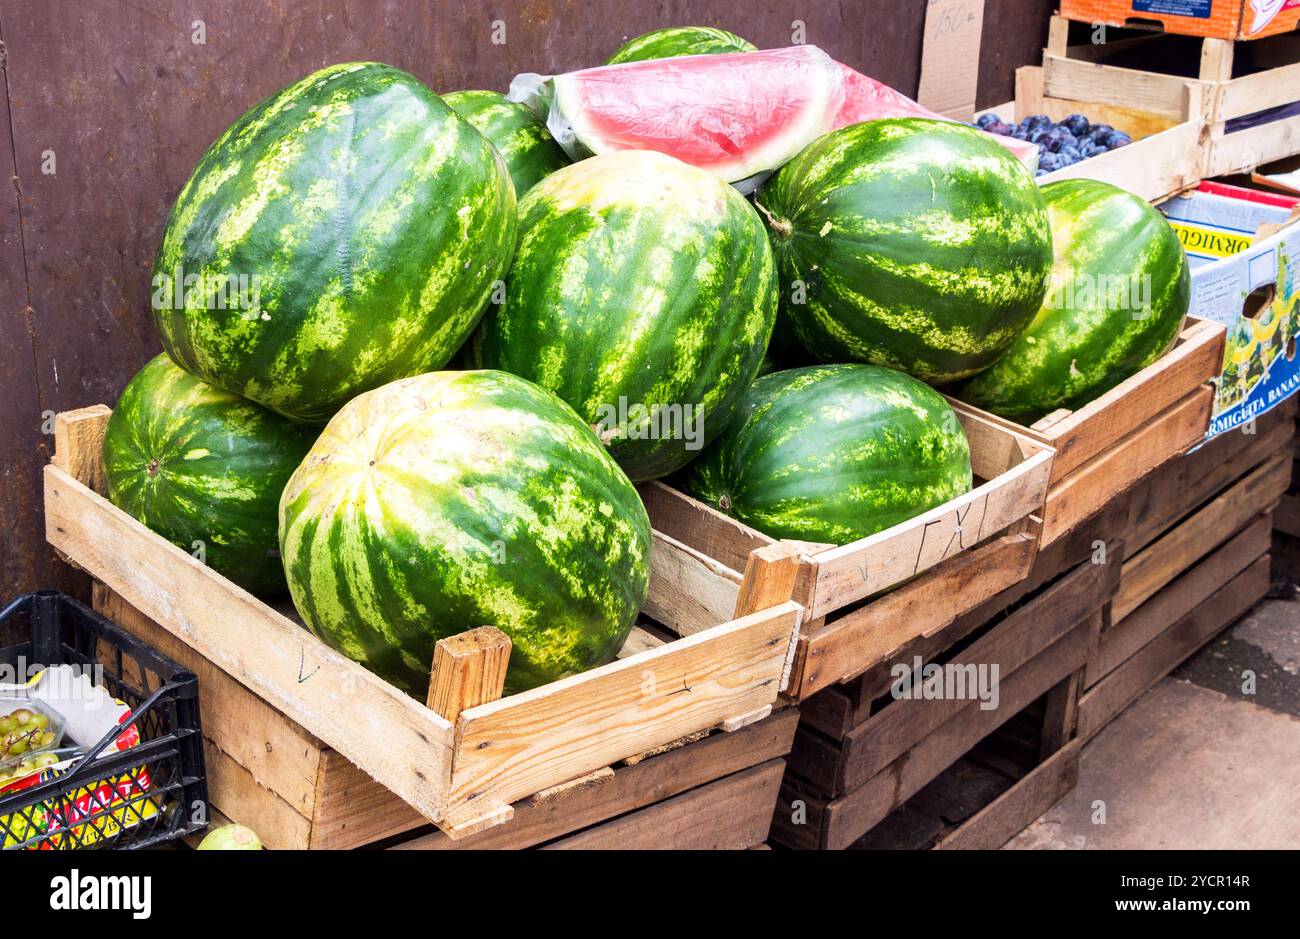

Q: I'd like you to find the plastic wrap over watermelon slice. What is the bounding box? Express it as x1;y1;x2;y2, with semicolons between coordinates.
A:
508;45;1038;193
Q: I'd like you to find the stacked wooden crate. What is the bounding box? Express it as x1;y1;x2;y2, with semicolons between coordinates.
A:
1272;406;1300;583
1080;397;1299;740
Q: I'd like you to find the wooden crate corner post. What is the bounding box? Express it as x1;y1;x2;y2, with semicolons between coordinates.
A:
732;540;806;701
52;404;112;495
426;625;515;839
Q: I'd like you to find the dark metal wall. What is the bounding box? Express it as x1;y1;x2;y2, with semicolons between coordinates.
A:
0;0;1054;598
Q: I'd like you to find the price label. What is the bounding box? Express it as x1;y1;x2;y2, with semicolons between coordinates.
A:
917;0;986;121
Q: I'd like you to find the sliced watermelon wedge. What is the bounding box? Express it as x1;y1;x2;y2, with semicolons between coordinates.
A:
508;46;1036;189
522;45;844;187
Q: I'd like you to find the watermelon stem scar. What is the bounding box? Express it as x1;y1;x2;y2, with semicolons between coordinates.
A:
753;199;792;240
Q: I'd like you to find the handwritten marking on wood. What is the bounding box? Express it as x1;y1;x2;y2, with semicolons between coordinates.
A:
917;0;987;121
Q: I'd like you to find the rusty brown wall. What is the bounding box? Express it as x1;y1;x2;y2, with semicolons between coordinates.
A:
0;0;1054;599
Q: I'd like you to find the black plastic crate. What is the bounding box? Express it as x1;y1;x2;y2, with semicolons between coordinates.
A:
0;591;207;849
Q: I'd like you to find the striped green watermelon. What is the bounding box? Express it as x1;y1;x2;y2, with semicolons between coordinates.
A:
443;90;568;195
680;364;972;545
756;118;1053;384
279;369;651;697
606;26;756;64
470;150;777;482
103;354;316;596
958;180;1190;423
153;62;517;424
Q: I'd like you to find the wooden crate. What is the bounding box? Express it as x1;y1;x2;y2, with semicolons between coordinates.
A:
951;318;1225;548
45;406;805;847
1042;15;1300;180
1272;408;1300;581
770;554;1115;850
388;709;797;850
1078;397;1297;740
641;408;1053;703
984;61;1207;202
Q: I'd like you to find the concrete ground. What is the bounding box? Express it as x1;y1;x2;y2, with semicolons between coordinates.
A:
1008;590;1300;849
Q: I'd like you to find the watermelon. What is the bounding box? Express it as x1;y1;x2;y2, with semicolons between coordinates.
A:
443;89;568;195
958;179;1191;423
153;62;517;424
756;118;1053;383
606;26;756;64
103;354;316;597
470;150;777;482
279;369;651;697
547;45;843;185
680;365;972;545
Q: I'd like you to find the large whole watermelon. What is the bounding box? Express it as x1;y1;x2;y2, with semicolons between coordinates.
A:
279;370;651;696
757;118;1053;383
606;26;756;64
680;364;972;545
153;62;517;424
103;354;317;596
958;179;1191;423
443;90;568;195
471;150;777;482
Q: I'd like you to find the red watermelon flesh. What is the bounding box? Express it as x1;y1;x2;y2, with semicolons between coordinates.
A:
833;63;1039;169
550;45;845;184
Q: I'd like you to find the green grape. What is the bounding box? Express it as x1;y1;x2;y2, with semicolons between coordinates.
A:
34;731;54;748
8;740;26;756
34;752;59;768
29;713;49;731
0;715;15;734
9;708;33;725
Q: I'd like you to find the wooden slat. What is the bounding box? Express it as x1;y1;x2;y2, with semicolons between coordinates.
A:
789;533;1037;699
1039;386;1214;544
1093;513;1271;685
44;463;458;825
1208;112;1300;175
52;405;112;495
540;759;786;850
638;481;768;574
427;627;511;725
1278;494;1300;539
1217;59;1300;121
935;738;1081;850
815;560;1108;794
1111;452;1291;622
641;530;743;637
805;449;1051;620
201;743;313;850
445;600;802;826
391;708;798;850
1042;54;1195;120
820;623;1090;849
1078;556;1270;741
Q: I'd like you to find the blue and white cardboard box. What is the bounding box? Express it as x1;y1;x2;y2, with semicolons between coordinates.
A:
1161;186;1300;440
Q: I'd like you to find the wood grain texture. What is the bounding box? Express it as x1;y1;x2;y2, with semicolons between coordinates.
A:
446;600;802;825
541;759;786;850
426;626;511;725
391;709;798;850
1078;556;1270;741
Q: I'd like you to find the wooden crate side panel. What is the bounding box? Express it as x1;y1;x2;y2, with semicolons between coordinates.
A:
806;450;1051;619
391;709;798;850
790;533;1037;699
935;738;1081;850
1218;60;1300;121
447;602;802;821
92;584;324;819
641;530;742;637
822;623;1090;849
833;561;1112;792
770;775;831;850
639;481;771;574
1041;386;1215;544
1041;108;1207;201
1078;556;1270;741
202;743;313;850
44;465;458;824
1208;113;1300;176
540;759;786;850
1093;513;1271;685
1112;452;1291;622
1041;53;1196;120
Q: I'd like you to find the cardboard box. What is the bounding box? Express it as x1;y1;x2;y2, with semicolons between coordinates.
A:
1161;182;1300;439
1062;0;1300;40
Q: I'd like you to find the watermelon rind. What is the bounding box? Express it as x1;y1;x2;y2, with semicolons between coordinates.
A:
103;354;317;597
278;369;652;697
444;89;569;195
957;179;1191;424
606;26;757;64
470;150;778;482
680;364;972;545
757;118;1053;384
153;62;518;424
